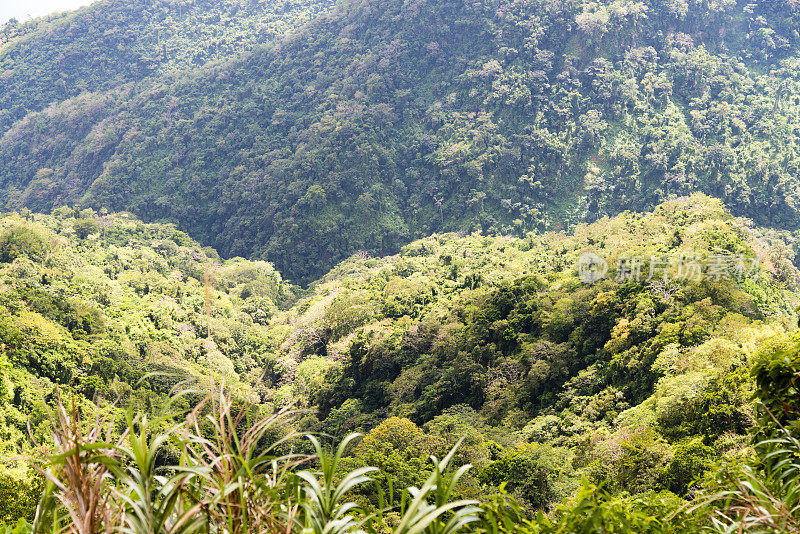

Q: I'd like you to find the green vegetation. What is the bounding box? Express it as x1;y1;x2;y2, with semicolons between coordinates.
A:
3;0;800;281
3;0;800;529
0;207;295;456
0;194;798;530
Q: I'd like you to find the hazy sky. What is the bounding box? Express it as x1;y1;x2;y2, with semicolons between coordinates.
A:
1;0;96;24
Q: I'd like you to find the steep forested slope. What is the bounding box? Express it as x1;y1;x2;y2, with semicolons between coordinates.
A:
250;194;800;509
2;0;800;282
1;195;799;520
0;207;297;456
0;0;330;130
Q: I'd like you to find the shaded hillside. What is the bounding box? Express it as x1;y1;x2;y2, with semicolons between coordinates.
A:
0;0;330;130
2;0;800;282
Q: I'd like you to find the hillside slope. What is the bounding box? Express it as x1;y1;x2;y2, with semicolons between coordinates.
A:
258;193;800;507
0;207;296;451
1;194;799;516
0;0;331;130
2;0;800;282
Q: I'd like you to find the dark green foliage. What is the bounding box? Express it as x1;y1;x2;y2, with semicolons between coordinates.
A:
479;444;573;511
18;288;104;339
0;225;49;263
752;335;800;432
3;1;800;281
71;218;98;239
0;0;331;130
660;437;713;496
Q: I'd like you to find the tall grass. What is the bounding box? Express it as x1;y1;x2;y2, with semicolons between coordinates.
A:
31;399;125;533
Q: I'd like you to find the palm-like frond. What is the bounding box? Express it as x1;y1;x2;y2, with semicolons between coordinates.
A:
30;398;125;534
179;385;307;534
690;420;800;534
26;391;489;534
393;438;480;534
108;413;205;534
296;433;378;534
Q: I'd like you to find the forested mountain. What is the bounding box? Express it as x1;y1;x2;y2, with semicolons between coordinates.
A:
2;0;800;282
1;195;799;528
4;0;800;530
0;206;295;448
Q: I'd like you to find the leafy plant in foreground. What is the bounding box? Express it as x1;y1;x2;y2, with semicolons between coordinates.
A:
180;389;305;533
296;433;377;534
23;391;487;534
31;399;125;533
690;421;800;534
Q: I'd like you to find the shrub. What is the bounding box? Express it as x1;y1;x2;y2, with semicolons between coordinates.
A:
72;219;99;239
0;464;43;526
0;226;50;264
